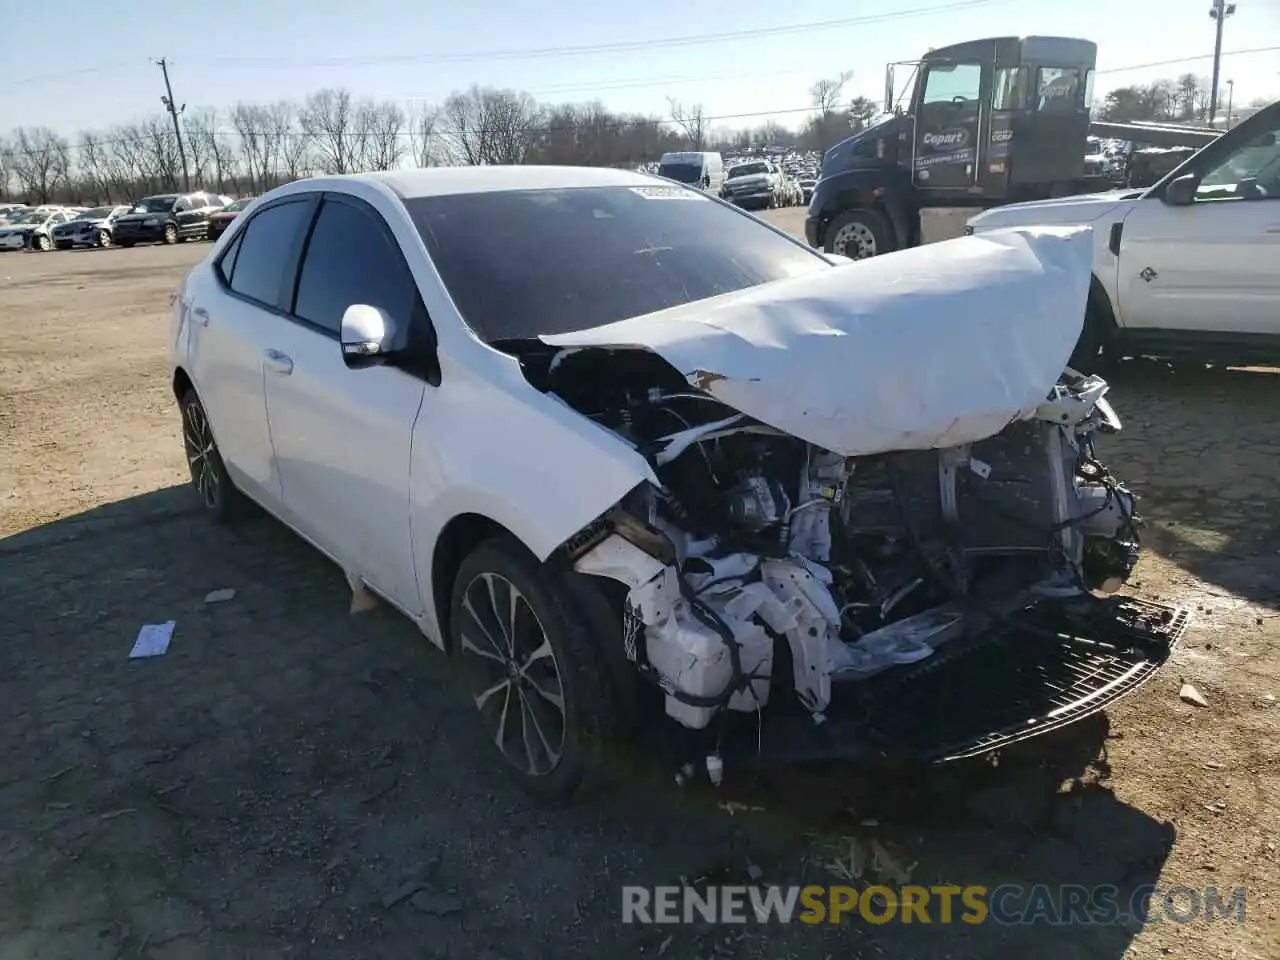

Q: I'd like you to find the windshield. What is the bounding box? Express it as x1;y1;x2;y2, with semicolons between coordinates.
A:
133;196;177;214
656;162;702;184
728;162;770;179
406;185;828;343
80;207;114;220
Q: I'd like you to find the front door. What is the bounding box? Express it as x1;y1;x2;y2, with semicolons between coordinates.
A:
261;194;427;614
912;61;983;190
1117;115;1280;335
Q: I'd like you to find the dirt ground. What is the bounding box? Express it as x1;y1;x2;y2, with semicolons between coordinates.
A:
1;219;1276;960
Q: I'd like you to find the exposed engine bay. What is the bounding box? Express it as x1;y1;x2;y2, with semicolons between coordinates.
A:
516;344;1185;765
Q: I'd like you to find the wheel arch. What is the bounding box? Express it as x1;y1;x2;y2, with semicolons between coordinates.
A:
1087;273;1118;334
429;512;524;651
172;366;194;402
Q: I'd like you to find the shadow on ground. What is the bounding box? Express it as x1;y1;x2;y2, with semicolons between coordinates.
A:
0;487;1175;959
1100;360;1280;613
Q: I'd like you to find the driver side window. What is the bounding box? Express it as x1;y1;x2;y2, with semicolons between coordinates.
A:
921;63;982;105
1196;122;1280;202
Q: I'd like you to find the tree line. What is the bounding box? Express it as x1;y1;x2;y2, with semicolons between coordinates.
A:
0;71;884;204
1097;72;1271;124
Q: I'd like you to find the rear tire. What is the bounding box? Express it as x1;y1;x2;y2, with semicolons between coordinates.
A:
449;536;627;803
823;208;895;260
178;389;246;523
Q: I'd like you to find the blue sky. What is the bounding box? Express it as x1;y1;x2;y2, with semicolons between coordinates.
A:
4;0;1278;135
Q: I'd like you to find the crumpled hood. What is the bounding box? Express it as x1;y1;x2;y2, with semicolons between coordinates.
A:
968;190;1143;230
542;226;1093;458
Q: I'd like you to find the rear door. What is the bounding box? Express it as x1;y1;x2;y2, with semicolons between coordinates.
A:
261;193;427;614
187;195;317;508
912;61;983;190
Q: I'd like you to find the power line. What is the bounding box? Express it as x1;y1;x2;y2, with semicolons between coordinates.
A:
1095;43;1275;75
3;47;1276;161
8;1;1007;86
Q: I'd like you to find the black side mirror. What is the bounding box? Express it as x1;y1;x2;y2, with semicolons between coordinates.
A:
1163;174;1198;207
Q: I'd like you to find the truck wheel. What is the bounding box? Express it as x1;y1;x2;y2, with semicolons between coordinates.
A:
1069;300;1113;374
824;208;894;260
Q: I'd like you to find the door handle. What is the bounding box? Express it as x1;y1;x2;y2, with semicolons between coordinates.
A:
263;349;293;375
191;306;209;326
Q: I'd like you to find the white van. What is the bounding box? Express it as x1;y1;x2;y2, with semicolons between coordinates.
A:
656;151;726;194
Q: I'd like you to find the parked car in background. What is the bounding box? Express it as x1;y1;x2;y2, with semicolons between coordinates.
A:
0;203;30;224
52;204;131;249
656;152;726;194
206;196;256;242
111;191;233;246
799;179;817;204
721;160;784;209
0;207;74;251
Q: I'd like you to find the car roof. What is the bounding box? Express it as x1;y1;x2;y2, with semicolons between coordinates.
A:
326;165;662;200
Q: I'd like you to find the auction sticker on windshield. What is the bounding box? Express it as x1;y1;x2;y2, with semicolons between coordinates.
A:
629;186;710;200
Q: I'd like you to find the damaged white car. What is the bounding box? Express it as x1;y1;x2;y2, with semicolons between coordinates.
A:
169;168;1187;799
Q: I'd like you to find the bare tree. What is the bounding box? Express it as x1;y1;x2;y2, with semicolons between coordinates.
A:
811;71;854;118
301;88;358;174
0;137;13;200
440;86;540;165
78;131;114;201
353;100;406;171
666;97;706;150
185;109;237;194
268;102;311;182
408;103;441;167
10;127;71;203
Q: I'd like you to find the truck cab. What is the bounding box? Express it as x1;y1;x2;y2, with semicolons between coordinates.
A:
806;36;1099;259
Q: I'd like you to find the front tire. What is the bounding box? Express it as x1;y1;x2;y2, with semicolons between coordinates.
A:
824;208;895;259
98;230;112;248
449;537;623;802
178;389;245;523
33;234;51;252
163;223;178;245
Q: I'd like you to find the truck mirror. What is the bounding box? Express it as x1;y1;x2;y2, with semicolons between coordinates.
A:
1163;174;1198;207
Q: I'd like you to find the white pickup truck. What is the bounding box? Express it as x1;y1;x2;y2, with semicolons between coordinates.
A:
966;100;1280;371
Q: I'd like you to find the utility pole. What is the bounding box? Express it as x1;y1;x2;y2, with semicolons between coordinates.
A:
153;57;190;191
1207;0;1237;125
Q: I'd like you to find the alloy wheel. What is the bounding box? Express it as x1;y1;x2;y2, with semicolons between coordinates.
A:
182;401;221;510
832;221;877;259
164;224;177;244
98;230;112;248
456;571;566;777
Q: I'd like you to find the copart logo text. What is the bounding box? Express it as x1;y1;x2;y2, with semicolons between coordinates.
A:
923;129;969;149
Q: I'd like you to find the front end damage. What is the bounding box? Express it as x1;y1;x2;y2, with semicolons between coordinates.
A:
518;227;1187;773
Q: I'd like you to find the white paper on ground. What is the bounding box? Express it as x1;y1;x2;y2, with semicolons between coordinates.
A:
543;225;1093;458
130;621;175;659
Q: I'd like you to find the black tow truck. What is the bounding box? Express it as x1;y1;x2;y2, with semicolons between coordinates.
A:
805;36;1220;259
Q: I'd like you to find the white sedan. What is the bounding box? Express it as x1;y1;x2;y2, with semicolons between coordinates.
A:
171;167;1183;800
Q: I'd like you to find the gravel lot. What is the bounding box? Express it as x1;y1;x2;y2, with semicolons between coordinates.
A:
1;215;1277;960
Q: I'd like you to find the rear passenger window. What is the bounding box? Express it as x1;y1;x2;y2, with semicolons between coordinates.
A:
293;198;415;335
226;199;313;308
217;230;244;285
